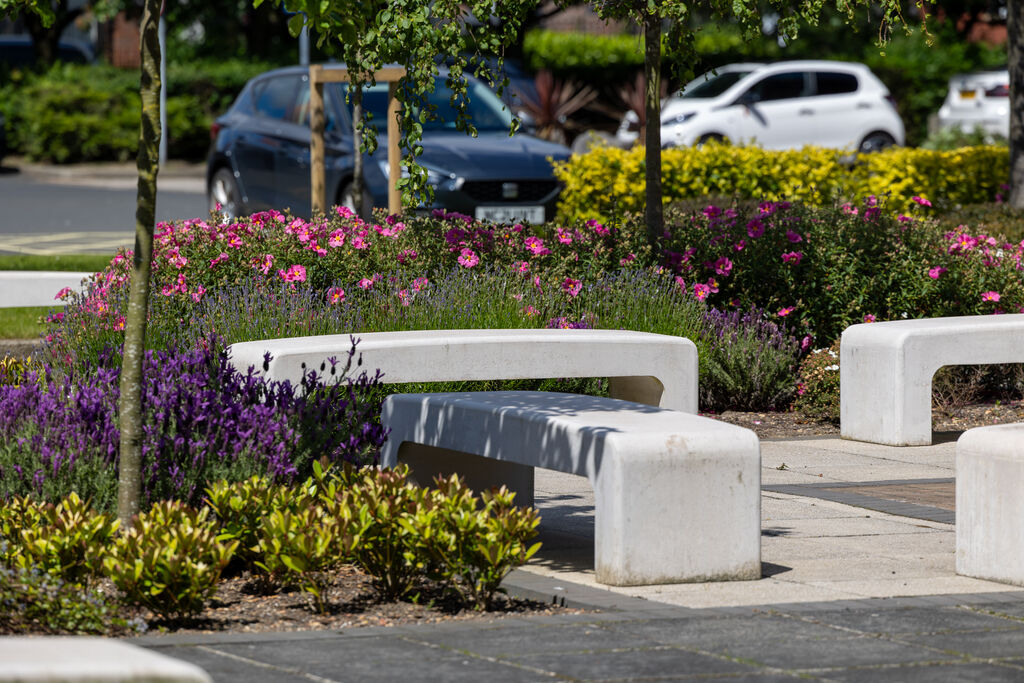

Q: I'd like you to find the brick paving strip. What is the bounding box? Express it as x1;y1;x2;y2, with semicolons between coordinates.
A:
763;478;956;524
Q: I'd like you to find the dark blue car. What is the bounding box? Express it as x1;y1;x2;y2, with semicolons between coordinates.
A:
206;65;570;222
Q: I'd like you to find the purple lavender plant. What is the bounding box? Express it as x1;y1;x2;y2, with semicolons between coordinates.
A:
0;338;387;512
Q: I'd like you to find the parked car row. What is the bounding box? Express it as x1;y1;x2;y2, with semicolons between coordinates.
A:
936;67;1009;138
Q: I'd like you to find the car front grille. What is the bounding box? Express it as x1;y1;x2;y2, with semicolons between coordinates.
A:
460;180;559;202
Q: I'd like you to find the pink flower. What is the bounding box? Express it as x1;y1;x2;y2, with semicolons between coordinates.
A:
693;283;711;301
713;256;733;276
778;306;795;317
800;335;813;351
897;215;912;223
335;206;355;218
257;254;275;275
397;249;418;265
523;305;539;316
982;291;1001;302
841;203;859;216
457;248;479;268
209;252;229;268
746;219;765;238
55;287;73;301
556;227;573;244
782;251;804;265
327;287;346;304
863;313;877;323
191;285;206;303
358;278;374;290
586;219;610;236
796;381;806;396
328;230;346;248
351;235;369;250
277;265;307;283
397;289;412;307
928;266;947;279
785;230;803;243
512;260;530;273
675;276;686;292
733;240;746;252
524;236;550;256
619;253;636;265
562;277;582;298
912;195;932;207
412;277;429;292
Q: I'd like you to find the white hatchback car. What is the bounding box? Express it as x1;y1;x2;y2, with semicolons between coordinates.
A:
936;68;1009;138
616;61;905;153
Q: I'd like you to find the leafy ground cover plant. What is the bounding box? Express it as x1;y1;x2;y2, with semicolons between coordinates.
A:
793;339;843;422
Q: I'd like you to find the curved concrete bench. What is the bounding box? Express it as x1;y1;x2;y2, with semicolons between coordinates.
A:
229;328;698;413
956;422;1024;586
0;637;211;682
381;390;761;586
841;314;1024;445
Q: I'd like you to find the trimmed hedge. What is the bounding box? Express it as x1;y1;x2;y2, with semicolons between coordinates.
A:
0;60;275;162
553;143;1009;222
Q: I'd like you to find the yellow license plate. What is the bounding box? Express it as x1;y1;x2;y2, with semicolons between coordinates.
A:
960;90;976;99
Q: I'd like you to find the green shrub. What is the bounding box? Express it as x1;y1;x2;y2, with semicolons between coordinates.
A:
205;476;301;572
16;492;118;586
793;339;842;422
0;495;45;564
0;561;136;635
411;475;540;609
554;143;1008;223
935;203;1024;244
920;124;1007;151
0;60;271;162
103;501;237;622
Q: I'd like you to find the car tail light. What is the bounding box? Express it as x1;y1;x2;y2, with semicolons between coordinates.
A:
210;122;222;141
985;84;1010;97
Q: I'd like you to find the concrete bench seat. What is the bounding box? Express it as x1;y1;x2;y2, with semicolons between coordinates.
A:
229;328;698;413
956;422;1024;587
381;390;761;586
0;271;92;308
841;314;1024;445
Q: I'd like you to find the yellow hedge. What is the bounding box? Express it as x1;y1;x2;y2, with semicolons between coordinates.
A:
553;143;1009;222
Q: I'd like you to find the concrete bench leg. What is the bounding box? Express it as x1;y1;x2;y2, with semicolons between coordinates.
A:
956;423;1024;586
593;445;761;586
841;339;934;446
396;442;536;508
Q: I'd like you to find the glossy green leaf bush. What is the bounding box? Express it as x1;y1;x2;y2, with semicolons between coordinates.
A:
103;501;237;622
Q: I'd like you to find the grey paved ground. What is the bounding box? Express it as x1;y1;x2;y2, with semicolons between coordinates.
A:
138;581;1024;682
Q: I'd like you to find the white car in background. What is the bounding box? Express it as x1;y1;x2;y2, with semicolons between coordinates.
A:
937;68;1009;138
616;60;905;153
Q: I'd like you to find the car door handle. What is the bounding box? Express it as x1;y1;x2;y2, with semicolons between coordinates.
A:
798;108;814;116
856;102;873;109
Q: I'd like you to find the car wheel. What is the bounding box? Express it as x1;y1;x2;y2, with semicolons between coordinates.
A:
696;133;727;147
338;181;374;218
858;132;896;154
209;168;242;220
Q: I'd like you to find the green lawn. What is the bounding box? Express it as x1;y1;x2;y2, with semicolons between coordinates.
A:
0;254;113;272
0;307;50;340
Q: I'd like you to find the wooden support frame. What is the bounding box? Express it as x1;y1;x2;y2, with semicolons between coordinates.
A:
308;65;406;216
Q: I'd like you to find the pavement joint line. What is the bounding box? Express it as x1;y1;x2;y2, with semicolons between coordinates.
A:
393;633;566;680
192;644;342;682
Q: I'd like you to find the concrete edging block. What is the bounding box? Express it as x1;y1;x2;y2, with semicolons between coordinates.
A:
956;422;1024;586
381;390;761;587
0;637;211;682
0;271;92;309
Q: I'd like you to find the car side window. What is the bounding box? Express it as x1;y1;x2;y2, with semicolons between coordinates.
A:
742;72;808;103
815;72;858;96
292;80;338;132
253;76;300;121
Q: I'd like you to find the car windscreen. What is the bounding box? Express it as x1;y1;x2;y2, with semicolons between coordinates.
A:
336;78;513;132
680;71;753;99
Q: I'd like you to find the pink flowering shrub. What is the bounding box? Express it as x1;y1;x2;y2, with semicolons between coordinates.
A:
655;198;1024;343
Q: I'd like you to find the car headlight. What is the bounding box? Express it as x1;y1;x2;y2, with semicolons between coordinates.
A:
661;112;696;126
376;161;463;190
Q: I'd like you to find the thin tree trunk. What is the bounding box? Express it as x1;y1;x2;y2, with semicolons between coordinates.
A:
1010;0;1024;207
117;0;161;526
643;12;664;247
352;84;366;219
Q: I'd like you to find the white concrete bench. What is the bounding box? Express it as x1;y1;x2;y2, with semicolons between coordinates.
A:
0;271;92;308
956;422;1024;587
0;637;211;682
229;328;698;413
841;314;1024;446
381;390;761;586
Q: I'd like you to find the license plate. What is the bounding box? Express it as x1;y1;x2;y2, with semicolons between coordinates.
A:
475;205;545;224
960;89;976;99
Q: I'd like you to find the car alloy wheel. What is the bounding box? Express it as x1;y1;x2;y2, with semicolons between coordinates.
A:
209;168;242;220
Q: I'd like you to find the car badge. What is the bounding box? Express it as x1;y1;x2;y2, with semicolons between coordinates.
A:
502;182;519;199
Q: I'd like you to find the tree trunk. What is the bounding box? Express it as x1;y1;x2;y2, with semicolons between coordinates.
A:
1010;0;1024;207
22;2;79;68
352;84;366;219
643;12;664;247
117;0;161;526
